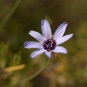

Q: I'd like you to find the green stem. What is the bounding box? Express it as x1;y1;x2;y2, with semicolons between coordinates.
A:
23;59;50;82
0;0;21;30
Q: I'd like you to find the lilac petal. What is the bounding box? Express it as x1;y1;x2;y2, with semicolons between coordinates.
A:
29;30;45;42
53;22;68;40
24;41;43;49
30;49;46;58
53;46;67;54
56;34;73;45
45;51;52;58
41;19;52;39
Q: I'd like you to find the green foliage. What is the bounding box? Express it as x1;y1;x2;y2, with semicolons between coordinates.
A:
0;0;87;87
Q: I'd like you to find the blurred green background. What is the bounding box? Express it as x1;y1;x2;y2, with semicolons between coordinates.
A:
0;0;87;87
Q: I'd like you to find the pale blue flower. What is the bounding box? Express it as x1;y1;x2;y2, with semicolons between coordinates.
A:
24;19;73;58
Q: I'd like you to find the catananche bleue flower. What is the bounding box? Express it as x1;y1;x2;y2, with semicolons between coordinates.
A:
24;19;73;58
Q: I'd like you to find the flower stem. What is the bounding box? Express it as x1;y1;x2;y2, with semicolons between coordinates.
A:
23;59;50;82
0;0;21;30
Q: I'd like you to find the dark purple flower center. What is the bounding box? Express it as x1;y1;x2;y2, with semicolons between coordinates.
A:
43;39;56;51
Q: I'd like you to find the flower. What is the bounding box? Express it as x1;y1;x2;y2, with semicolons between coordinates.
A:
24;19;73;58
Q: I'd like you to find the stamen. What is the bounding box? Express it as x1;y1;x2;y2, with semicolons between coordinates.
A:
50;40;53;47
49;39;54;47
43;43;48;47
43;39;56;52
47;49;50;51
